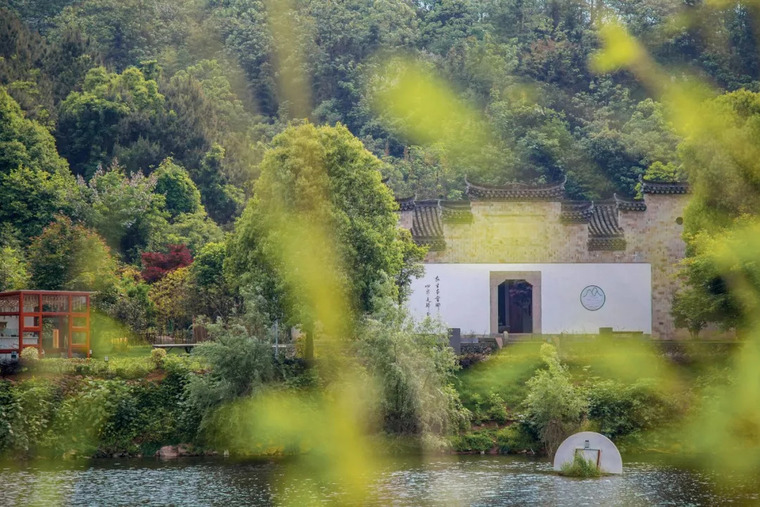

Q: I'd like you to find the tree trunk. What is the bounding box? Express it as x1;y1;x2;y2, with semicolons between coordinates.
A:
304;321;315;363
305;332;314;361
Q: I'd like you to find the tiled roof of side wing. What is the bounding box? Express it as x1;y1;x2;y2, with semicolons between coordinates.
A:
411;200;444;240
614;193;647;211
640;180;689;194
465;176;566;200
588;202;624;238
560;201;594;223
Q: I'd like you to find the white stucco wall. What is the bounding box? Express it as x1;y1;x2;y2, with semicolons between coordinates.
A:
408;263;652;335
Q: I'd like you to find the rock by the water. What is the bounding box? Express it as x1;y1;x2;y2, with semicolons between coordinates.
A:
156;445;179;459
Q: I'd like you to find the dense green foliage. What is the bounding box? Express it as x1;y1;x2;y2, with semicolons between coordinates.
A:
1;0;755;205
451;342;686;456
0;86;67;175
672;90;760;334
586;378;679;442
0;335;724;460
0;245;29;291
228;122;414;356
28;215;118;291
0;0;758;336
0;354;200;458
522;344;587;455
2;0;760;472
154;158;202;217
356;306;469;437
183;325;275;436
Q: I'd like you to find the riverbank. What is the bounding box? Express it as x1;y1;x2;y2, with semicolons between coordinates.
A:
0;339;734;461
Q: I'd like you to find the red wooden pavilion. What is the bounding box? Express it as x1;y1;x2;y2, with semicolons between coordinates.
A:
0;290;91;359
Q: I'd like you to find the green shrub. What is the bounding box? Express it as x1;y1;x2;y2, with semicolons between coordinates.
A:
32;354;203;381
494;425;538;454
183;325;274;439
0;359;195;458
277;358;319;390
523;344;587;455
107;357;154;379
559;452;601;478
163;354;203;375
486;391;508;424
451;430;494;452
0;378;57;456
456;342;544;412
469;393;486;425
0;380;20;452
468;391;509;425
47;379;128;457
151;348;167;369
586;379;679;441
355;306;470;437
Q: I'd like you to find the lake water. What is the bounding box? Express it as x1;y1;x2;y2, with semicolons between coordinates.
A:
1;455;757;506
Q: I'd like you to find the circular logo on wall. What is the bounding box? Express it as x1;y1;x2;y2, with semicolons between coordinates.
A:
580;285;606;311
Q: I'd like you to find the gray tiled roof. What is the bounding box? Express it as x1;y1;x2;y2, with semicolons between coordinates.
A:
640;181;689;194
411;201;445;250
614;193;647;211
560;201;594;223
589;202;624;238
588;202;626;251
465;176;566;200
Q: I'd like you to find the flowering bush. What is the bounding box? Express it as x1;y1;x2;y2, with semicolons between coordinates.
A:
20;347;39;362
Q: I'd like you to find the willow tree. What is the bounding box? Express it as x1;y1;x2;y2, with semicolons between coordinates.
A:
228;122;417;359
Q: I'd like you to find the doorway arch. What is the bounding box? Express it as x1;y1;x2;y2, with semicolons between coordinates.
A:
490;271;541;334
497;280;533;333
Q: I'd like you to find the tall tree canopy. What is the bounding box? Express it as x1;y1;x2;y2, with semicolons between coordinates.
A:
0;87;68;176
673;90;760;334
3;0;760;341
228;123;412;354
56;66;165;178
28;215;118;292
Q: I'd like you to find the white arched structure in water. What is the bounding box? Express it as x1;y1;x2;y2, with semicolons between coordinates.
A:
553;431;623;475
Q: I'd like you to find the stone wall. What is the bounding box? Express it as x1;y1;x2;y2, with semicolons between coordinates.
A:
413;193;689;338
622;193;690;338
427;201;569;263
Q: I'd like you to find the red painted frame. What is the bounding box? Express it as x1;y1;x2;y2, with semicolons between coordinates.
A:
0;290;91;358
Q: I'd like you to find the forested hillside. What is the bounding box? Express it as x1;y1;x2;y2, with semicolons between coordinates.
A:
1;0;759;336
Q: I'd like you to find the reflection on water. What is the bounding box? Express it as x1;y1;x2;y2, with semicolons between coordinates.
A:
0;455;757;506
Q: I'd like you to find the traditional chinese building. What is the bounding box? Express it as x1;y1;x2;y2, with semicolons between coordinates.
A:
0;290;92;360
399;179;689;339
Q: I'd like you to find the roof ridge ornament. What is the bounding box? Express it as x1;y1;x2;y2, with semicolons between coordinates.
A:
395;193;417;211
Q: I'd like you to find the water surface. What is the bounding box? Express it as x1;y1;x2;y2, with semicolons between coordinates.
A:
1;455;755;506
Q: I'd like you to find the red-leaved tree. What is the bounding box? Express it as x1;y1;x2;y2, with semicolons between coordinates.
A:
141;244;193;283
